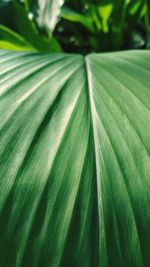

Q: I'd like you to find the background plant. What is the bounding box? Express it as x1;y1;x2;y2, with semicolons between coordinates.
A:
1;0;150;53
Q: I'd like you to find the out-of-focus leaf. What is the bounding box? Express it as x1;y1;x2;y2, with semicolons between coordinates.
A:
61;7;95;33
127;0;147;18
37;0;64;32
131;30;146;49
0;0;14;28
98;4;113;32
146;25;150;48
27;0;64;32
128;0;142;15
0;0;11;5
13;2;62;52
0;40;34;51
90;4;102;31
0;49;150;267
140;2;147;17
0;24;36;51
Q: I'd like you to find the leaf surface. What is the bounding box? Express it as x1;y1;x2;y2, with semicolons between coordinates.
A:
0;24;36;51
27;0;64;32
0;50;150;267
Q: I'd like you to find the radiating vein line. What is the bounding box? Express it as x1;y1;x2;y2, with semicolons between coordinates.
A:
1;50;150;267
95;60;150;114
85;56;105;267
115;53;150;72
0;57;80;132
89;62;150;161
0;56;75;97
108;54;150;86
0;65;83;215
85;53;150;267
2;69;85;267
17;92;84;267
92;99;144;267
98;72;150;157
93;68;150;162
0;55;54;80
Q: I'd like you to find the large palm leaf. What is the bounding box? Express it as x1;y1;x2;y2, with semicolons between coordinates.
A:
0;50;150;267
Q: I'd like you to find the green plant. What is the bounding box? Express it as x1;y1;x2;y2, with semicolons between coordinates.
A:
0;1;150;267
0;0;150;53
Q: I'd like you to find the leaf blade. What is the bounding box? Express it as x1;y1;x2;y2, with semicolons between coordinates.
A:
0;50;150;267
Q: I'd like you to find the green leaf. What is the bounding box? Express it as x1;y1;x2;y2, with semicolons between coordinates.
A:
0;0;11;6
38;0;64;32
0;50;150;267
13;2;62;52
97;4;113;33
27;0;64;32
128;0;143;16
0;0;14;29
61;7;95;33
0;24;36;51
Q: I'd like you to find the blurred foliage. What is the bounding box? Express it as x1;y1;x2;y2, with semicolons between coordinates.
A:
55;0;150;54
0;0;150;54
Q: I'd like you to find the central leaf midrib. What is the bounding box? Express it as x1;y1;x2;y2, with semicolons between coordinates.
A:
84;55;101;266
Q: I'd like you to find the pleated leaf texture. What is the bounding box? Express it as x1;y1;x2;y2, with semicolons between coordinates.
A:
0;50;150;267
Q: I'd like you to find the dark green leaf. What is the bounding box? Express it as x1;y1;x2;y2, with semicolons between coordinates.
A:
13;2;62;52
0;24;36;51
0;49;150;266
61;7;95;33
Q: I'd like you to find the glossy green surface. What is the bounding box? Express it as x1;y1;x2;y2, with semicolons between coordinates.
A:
0;50;150;267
